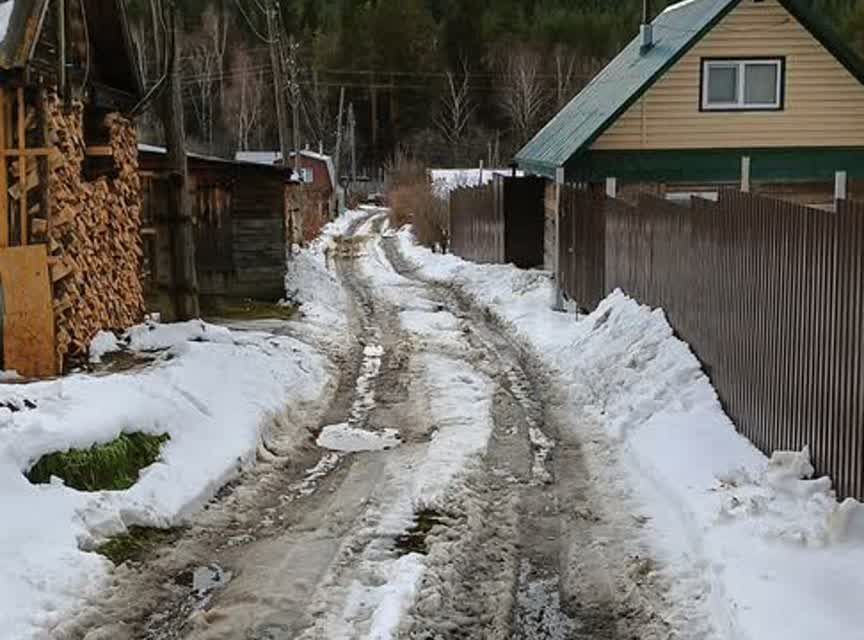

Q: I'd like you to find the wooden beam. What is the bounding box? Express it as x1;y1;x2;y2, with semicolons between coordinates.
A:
17;88;26;247
1;147;53;157
0;91;7;249
85;145;114;157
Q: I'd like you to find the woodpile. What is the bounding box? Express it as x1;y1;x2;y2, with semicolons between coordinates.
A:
42;92;144;366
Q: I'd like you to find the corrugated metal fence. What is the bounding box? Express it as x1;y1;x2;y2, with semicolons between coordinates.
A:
449;183;500;263
561;185;864;499
449;175;545;268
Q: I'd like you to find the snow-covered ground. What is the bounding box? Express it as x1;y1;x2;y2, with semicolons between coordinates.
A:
0;241;347;638
395;227;864;640
429;168;524;199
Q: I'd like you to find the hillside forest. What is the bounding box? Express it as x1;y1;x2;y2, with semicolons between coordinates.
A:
125;0;864;173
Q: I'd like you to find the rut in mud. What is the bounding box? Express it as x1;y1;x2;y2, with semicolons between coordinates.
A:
55;211;676;640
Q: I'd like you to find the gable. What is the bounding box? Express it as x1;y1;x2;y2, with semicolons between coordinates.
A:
514;0;738;176
592;0;864;151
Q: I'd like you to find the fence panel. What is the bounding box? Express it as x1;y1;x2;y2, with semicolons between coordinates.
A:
449;184;499;264
559;185;607;310
566;188;864;499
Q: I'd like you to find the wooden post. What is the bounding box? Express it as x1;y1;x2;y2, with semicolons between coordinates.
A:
17;88;26;247
835;170;848;201
478;159;484;187
606;177;618;199
741;156;751;193
0;91;7;249
554;166;565;311
160;5;199;320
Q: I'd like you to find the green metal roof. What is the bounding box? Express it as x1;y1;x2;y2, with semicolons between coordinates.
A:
515;0;864;178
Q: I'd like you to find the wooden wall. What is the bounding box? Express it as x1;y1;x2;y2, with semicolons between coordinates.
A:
593;0;864;150
139;154;289;307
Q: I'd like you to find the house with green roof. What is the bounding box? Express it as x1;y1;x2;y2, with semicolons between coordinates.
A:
516;0;864;190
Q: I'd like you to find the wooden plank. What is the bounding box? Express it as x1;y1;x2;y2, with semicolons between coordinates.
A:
0;245;57;377
84;145;114;157
0;91;6;249
0;147;53;157
16;88;25;247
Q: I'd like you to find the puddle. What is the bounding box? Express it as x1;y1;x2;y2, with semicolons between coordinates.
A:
174;563;232;595
317;423;401;452
395;509;445;555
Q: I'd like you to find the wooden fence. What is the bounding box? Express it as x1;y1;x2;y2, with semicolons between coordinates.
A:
561;186;864;499
449;175;545;268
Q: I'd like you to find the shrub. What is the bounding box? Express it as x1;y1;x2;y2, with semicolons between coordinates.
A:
385;149;449;251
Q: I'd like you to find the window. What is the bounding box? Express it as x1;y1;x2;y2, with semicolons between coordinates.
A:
701;59;784;111
299;167;314;183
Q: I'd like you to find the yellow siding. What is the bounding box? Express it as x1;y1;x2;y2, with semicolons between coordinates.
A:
592;0;864;150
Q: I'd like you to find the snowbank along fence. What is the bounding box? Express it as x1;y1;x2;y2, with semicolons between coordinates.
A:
449;174;546;268
561;186;864;500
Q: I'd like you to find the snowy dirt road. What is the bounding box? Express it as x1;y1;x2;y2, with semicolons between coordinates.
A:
58;213;676;640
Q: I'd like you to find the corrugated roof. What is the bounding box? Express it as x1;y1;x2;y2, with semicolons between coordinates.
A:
516;0;737;176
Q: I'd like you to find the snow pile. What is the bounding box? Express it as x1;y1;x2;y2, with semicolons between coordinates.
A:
1;317;335;638
317;423;400;452
396;229;864;640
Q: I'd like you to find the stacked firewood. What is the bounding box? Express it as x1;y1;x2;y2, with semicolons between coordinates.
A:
42;92;144;366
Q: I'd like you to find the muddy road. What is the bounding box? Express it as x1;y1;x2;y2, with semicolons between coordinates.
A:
57;212;674;640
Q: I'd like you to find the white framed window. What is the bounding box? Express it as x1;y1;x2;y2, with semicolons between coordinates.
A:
701;58;784;111
299;167;314;183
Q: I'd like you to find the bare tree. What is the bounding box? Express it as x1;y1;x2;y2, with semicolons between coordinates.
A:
553;46;580;111
184;6;232;154
500;49;548;146
224;48;268;151
435;64;475;165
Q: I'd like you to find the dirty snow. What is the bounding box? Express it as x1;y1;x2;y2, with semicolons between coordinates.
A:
1;290;340;637
396;227;864;640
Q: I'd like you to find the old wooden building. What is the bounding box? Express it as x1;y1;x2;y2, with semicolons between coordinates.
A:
139;146;297;311
0;0;143;377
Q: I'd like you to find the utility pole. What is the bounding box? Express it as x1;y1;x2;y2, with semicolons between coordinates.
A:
285;35;302;173
347;102;357;183
266;0;291;168
161;2;199;320
334;86;345;182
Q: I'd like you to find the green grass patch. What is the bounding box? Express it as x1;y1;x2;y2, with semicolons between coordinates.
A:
394;509;445;555
95;526;183;565
201;298;297;321
26;432;170;491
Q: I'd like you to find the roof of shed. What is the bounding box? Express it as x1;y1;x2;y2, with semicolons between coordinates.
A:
0;0;141;95
515;0;864;176
0;0;47;70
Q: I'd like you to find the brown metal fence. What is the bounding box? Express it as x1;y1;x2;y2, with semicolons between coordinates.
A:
449;175;545;268
562;186;864;499
449;183;501;264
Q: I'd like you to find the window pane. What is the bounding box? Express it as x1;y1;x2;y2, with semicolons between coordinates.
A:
744;63;778;105
707;65;738;104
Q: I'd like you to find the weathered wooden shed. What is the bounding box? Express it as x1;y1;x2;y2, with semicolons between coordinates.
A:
139;146;297;310
0;0;143;377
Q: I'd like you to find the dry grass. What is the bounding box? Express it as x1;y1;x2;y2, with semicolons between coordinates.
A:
385;150;448;251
